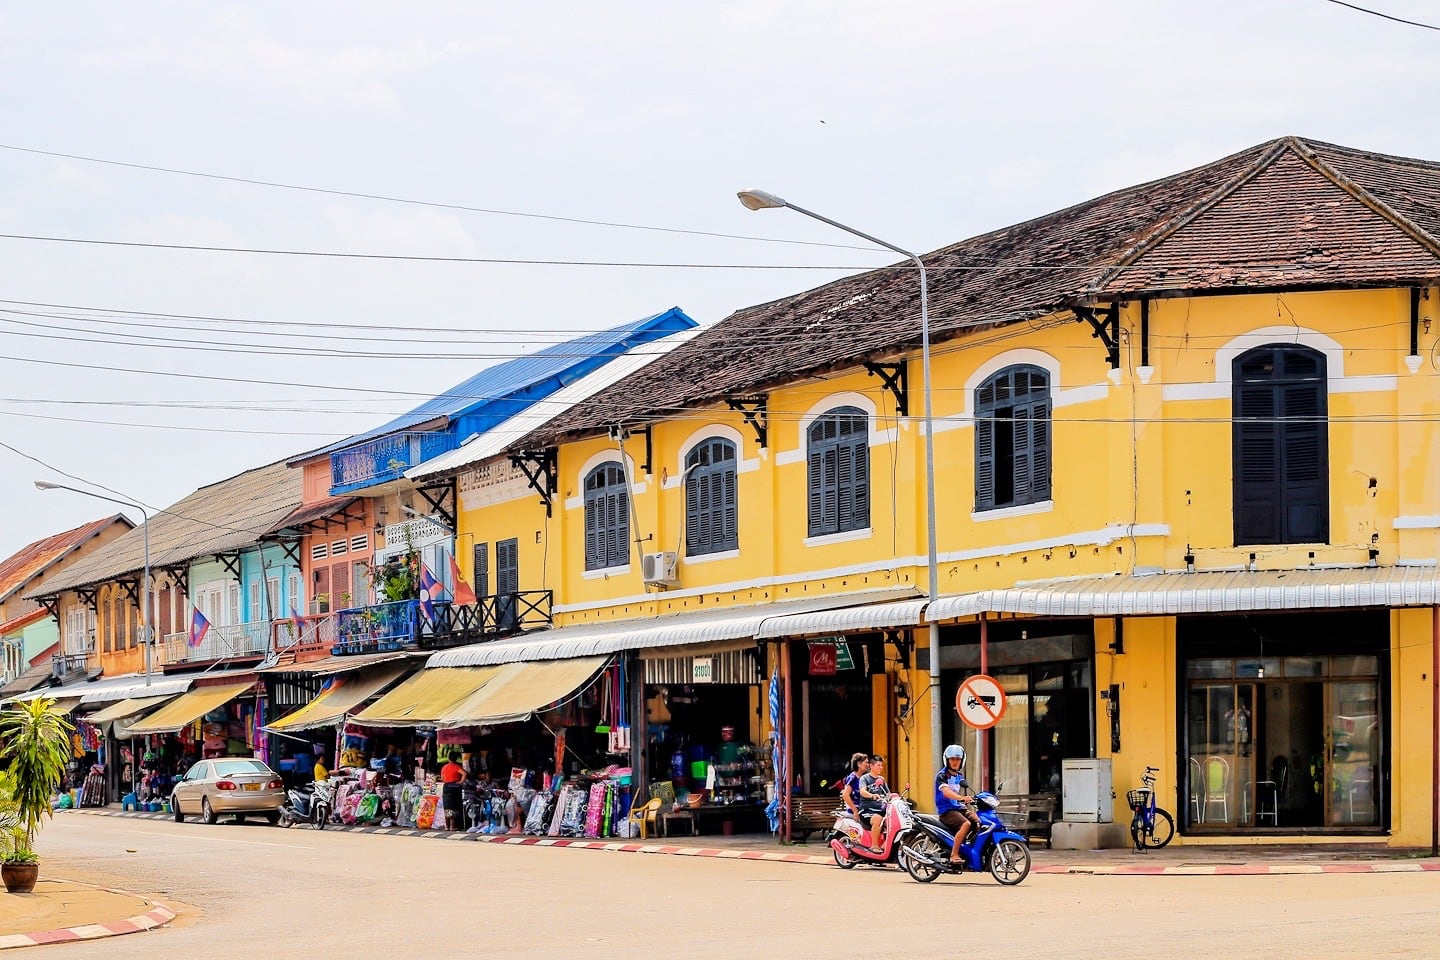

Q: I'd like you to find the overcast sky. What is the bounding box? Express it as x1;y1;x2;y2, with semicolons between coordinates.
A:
3;1;1438;554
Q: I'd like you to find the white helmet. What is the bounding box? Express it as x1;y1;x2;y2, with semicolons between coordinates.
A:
943;744;966;765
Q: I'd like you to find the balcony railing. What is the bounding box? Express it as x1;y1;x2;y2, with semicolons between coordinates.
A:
51;650;96;680
271;614;338;660
326;591;553;655
162;620;274;666
329;431;459;494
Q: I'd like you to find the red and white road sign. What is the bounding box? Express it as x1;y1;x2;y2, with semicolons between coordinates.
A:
955;674;1007;730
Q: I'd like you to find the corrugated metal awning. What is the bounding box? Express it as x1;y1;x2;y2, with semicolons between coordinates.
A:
77;676;194;705
84;695;177;724
267;665;411;732
427;586;920;668
755;598;929;639
436;657;608;727
255;651;415;676
350;666;501;727
126;682;256;736
925;566;1440;621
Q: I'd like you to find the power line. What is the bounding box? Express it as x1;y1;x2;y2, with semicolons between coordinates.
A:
1323;0;1440;30
0;408;345;437
0;142;882;253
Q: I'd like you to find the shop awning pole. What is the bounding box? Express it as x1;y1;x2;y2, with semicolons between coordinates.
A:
979;614;989;793
1432;604;1438;858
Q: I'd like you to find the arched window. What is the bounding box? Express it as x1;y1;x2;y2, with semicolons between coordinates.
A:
807;406;870;536
584;462;630;570
686;438;738;556
975;365;1052;511
1232;344;1329;545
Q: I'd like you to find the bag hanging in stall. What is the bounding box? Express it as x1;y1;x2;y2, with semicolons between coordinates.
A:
416;794;438;830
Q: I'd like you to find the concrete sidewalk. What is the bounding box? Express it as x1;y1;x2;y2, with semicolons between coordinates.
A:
74;805;1440;876
0;878;175;949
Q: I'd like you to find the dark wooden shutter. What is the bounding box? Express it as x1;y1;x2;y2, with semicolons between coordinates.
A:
720;459;738;550
975;412;996;512
472;542;489;598
850;436;870;531
1232;346;1328;545
1031;396;1052;501
807;444;825;536
1012;403;1034;499
1280;378;1328;543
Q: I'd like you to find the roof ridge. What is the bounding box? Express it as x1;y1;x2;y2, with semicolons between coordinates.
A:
1291;137;1440;260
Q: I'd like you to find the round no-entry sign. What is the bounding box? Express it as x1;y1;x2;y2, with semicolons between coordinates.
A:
956;674;1007;730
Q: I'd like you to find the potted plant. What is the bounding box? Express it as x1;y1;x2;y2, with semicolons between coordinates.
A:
0;698;74;893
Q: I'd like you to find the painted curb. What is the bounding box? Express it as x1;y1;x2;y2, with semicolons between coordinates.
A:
74;808;1440;877
0;882;176;950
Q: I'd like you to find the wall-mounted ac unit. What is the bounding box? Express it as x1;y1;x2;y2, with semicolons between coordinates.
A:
641;551;678;587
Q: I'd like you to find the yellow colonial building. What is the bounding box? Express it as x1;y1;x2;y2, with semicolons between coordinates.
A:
416;136;1440;847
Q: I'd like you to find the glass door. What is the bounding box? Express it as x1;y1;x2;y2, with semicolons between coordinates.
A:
1327;679;1380;826
1186;683;1257;827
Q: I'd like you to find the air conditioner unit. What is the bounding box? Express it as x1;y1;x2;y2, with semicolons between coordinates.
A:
641;551;678;587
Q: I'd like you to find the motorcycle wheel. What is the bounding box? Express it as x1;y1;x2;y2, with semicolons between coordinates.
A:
832;839;857;869
898;835;944;883
313;805;328;830
280;814;294;829
988;839;1032;886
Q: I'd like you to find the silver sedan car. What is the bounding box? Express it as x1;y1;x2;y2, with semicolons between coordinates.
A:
172;758;285;825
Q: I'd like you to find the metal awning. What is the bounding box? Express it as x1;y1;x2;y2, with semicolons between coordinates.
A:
428;587;920;668
0;662;54;699
256;651;415;676
267;665;411;732
436;656;608;728
77;677;194;705
925;566;1440;621
755;598;929;639
84;695;177;725
125;682;256;736
350;666;501;727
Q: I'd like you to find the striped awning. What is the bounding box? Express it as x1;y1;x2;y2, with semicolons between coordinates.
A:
925;566;1440;621
125;682;255;736
268;665;410;732
436;657;607;728
85;695;176;725
350;666;500;727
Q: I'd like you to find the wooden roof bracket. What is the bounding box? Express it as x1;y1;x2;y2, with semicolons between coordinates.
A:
416;481;457;530
510;449;558;518
116;578;140;605
883;628;913;669
38;597;60;620
217;551;243;581
864;361;909;417
1074;303;1121;369
726;397;768;448
75;586;98;610
161;565;189;597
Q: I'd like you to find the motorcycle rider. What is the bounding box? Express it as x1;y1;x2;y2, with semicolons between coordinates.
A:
840;752;880;851
935;744;981;866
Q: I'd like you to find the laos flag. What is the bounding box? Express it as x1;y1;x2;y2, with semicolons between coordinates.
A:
188;607;211;648
419;563;443;622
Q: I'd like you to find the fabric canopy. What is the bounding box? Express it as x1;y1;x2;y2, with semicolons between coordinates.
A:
436;656;607;728
268;665;411;732
125;682;254;736
350;666;500;727
85;695;176;725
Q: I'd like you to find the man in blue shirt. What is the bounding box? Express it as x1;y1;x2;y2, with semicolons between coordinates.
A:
840;752;880;850
935;744;980;865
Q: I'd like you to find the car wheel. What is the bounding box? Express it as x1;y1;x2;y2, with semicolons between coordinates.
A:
266;812;281;826
172;797;184;823
234;813;247;824
201;797;217;825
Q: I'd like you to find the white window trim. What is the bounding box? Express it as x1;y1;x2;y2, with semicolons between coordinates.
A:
567;451;646;510
682;548;740;566
803;527;873;548
971;499;1055;523
666;424;759;487
776;392;893;465
1162;325;1398;401
582;563;632;580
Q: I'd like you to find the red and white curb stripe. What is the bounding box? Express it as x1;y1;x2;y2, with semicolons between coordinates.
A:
75;809;1440;876
0;899;175;950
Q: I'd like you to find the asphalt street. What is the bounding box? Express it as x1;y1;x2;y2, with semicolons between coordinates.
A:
35;814;1440;959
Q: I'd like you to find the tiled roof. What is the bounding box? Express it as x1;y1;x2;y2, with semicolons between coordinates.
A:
32;460;303;597
524;136;1440;446
300;307;698;462
0;515;130;604
0;609;49;636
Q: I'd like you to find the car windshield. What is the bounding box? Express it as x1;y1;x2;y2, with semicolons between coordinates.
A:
212;760;271;777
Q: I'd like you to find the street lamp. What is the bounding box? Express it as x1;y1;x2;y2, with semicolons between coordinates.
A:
738;189;945;776
35;481;153;687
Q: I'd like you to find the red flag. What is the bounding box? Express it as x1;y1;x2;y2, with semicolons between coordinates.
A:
449;554;478;606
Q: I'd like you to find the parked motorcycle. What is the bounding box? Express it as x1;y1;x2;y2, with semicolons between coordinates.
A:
828;792;921;868
897;791;1032;885
279;779;333;830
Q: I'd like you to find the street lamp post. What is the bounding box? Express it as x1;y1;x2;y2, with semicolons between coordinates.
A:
35;481;153;687
738;189;945;780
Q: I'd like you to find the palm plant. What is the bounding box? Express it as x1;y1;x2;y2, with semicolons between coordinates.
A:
0;698;74;861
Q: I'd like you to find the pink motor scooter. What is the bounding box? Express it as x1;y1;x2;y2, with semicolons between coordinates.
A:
828;791;917;868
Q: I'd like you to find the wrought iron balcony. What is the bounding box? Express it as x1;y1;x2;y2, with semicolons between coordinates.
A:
329;431;459;494
326;591;552;655
161;621;274;666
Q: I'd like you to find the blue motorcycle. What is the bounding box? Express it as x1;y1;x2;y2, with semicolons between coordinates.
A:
897;791;1032;885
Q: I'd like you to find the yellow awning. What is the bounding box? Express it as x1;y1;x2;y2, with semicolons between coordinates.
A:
268;665;410;732
85;695;176;725
125;682;254;736
350;666;500;727
437;656;606;728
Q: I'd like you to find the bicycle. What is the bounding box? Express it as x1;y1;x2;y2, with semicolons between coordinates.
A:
1127;765;1175;851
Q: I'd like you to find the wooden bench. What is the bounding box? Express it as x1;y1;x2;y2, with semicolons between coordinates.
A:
993;793;1058;848
788;795;843;840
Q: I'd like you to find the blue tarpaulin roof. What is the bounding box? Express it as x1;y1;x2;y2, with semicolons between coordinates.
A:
305;307;697;462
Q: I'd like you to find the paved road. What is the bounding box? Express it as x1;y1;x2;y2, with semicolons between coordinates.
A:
37;814;1440;959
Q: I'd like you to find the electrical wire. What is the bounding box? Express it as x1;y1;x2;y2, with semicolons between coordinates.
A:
0;142;883;253
1323;0;1440;30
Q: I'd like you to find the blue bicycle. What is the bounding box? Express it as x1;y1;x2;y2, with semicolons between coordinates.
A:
1128;766;1175;851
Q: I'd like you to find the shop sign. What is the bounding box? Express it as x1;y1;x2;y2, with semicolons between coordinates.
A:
691;657;713;683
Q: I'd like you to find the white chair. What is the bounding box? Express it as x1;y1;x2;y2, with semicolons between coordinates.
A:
1188;756;1204;823
1201;755;1230;823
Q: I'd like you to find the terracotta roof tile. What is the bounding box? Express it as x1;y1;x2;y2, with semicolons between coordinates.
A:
523;136;1440;446
0;515;129;603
